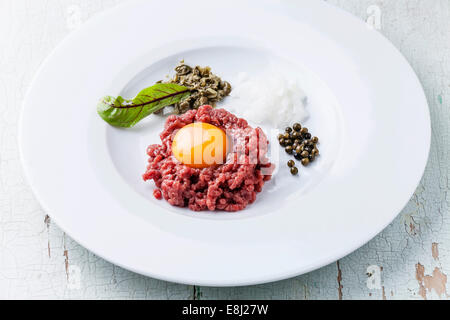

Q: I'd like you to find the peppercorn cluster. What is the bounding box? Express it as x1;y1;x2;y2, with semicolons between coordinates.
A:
278;123;320;175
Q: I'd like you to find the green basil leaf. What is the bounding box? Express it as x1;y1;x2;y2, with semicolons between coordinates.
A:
97;83;191;128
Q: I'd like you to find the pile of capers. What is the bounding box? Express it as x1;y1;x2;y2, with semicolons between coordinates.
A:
278;123;320;175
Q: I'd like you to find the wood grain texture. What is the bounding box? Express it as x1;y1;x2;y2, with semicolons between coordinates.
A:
0;0;448;300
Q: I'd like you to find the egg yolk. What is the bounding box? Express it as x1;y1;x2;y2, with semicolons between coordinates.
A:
172;122;229;168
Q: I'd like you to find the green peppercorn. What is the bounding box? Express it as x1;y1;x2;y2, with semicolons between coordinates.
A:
301;158;310;166
293;123;302;132
290;167;299;175
291;131;301;139
287;160;295;168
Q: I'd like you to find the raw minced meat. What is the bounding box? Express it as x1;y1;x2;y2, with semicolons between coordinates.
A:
142;105;274;212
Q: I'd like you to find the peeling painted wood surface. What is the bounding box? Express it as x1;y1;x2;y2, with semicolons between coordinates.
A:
0;0;449;300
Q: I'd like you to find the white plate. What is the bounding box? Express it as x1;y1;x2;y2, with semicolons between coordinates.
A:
19;0;430;286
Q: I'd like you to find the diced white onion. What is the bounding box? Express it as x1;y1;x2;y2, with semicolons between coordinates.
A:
228;72;308;128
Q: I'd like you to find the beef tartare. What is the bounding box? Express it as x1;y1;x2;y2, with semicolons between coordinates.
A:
142;105;274;212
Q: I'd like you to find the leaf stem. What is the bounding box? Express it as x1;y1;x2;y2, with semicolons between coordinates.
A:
105;89;191;109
